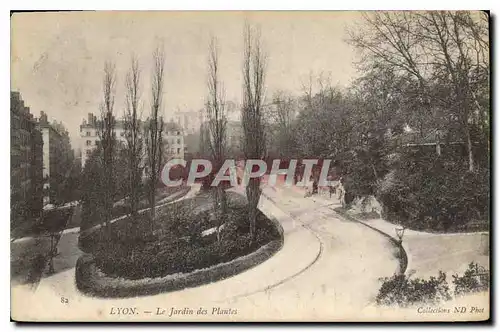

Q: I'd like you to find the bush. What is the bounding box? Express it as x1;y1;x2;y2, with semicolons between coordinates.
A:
377;262;490;307
452;262;490;296
88;205;280;280
80;185;190;231
376;272;452;307
37;207;74;234
377;151;489;232
75;240;283;298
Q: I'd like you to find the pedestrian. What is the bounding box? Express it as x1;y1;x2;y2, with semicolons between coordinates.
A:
312;179;318;194
327;174;335;198
337;177;347;208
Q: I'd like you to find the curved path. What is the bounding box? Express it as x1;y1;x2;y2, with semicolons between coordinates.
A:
12;185;400;322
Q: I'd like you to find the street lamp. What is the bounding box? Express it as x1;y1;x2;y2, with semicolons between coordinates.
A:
47;232;59;274
395;226;405;244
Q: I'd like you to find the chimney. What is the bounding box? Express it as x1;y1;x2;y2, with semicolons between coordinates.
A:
39;111;48;124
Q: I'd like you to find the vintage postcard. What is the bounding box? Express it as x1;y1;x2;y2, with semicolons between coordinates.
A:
10;10;490;322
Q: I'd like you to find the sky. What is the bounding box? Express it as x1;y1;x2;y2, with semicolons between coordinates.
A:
11;11;363;145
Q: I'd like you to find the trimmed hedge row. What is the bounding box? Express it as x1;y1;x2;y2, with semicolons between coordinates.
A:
75;240;282;298
75;191;284;297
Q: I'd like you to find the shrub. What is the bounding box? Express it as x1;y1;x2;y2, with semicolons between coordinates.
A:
80;179;190;231
88;205;280;280
452;262;490;296
377;151;489;232
376;272;452;307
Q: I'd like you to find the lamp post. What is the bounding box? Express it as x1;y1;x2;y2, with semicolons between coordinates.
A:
395;226;405;244
47;232;59;274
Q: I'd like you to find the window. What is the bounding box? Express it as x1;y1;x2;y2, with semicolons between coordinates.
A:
177;139;181;144
86;131;91;136
120;131;125;137
177;131;180;135
177;148;180;154
86;140;92;146
86;149;92;156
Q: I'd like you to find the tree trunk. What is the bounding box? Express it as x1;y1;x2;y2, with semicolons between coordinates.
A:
150;183;156;225
371;163;378;182
214;185;227;242
466;124;474;172
246;178;260;241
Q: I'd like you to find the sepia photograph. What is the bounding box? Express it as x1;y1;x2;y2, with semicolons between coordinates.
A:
10;10;490;322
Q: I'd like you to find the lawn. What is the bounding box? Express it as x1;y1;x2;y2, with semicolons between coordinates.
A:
80;185;191;231
11;206;75;240
11;236;53;287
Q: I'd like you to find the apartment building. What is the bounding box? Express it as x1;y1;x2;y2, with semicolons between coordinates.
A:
79;113;186;168
37;111;73;204
171;109;203;135
10;91;43;225
164;121;186;159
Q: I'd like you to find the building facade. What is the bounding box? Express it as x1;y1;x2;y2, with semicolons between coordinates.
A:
37;111;73;204
10;91;43;226
171;109;204;135
164;121;186;160
226;120;243;157
79;113;186;168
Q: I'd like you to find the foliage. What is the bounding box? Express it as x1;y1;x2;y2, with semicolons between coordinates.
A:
241;24;267;241
80;148;105;231
261;12;490;232
377;262;490;307
377;150;490;232
452;262;490;296
80;145;137;231
123;55;144;218
266;91;299;158
40;207;74;233
376;271;452;307
144;46;165;223
91;60;118;238
205;37;229;242
89;203;280;280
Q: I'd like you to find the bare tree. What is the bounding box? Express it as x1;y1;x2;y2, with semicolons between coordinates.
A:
97;61;117;233
123;55;143;224
267;91;297;158
269;91;296;128
198;122;209;158
205;37;228;242
241;24;267;241
297;73;340;159
145;46;165;224
348;11;489;172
